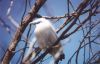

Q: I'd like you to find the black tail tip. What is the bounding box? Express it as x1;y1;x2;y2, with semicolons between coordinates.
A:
60;53;65;61
55;53;65;64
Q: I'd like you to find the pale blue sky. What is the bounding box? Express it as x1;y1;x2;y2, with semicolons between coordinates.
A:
0;0;100;64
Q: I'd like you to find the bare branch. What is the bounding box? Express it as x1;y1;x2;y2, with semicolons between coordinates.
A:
2;0;47;64
36;14;67;19
31;0;91;63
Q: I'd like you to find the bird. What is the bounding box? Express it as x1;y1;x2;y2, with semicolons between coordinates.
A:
30;18;65;64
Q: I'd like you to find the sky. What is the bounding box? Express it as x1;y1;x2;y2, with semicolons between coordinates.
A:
0;0;100;64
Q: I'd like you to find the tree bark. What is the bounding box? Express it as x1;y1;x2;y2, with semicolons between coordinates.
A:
2;0;47;64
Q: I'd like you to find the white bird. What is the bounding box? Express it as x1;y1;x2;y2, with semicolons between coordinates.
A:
30;18;65;63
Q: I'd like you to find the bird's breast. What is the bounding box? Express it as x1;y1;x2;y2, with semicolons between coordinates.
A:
34;23;57;49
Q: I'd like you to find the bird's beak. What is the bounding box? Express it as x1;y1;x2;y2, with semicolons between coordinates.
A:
29;21;41;25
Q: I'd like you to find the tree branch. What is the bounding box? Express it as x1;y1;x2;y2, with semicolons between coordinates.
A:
31;0;90;63
2;0;47;64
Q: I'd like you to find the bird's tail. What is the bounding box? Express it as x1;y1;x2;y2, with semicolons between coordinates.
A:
49;43;65;64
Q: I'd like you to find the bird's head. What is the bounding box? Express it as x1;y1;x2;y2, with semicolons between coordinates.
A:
29;19;41;25
29;18;48;25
